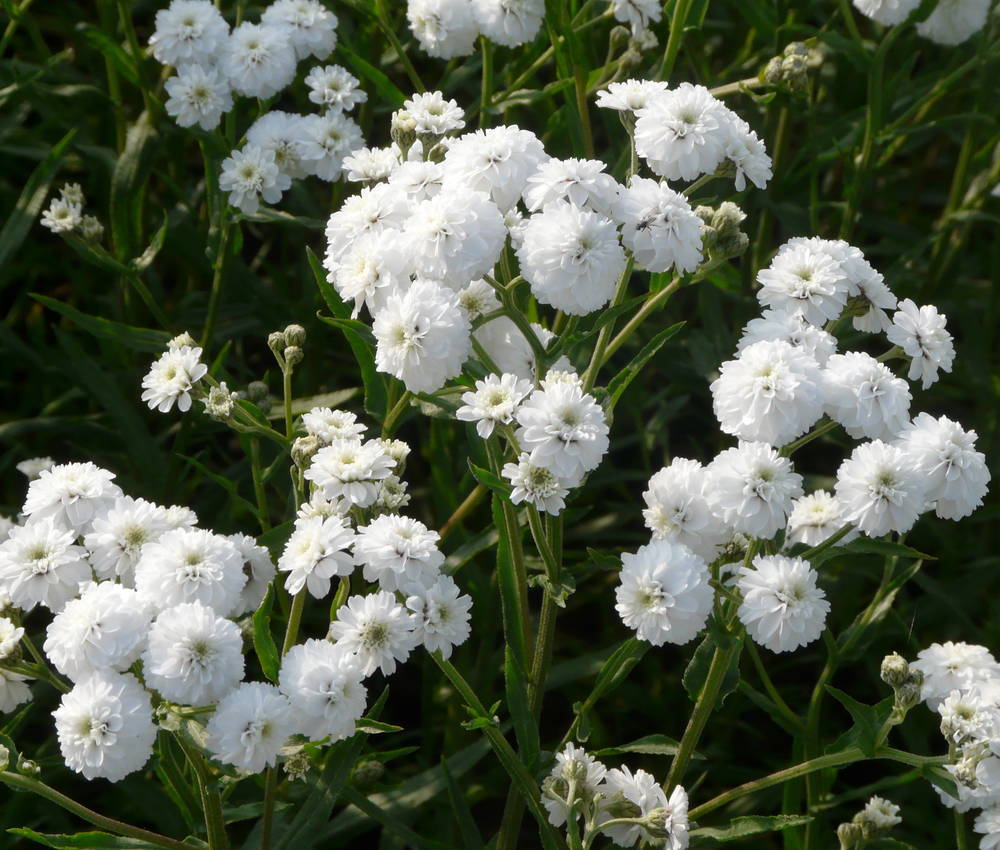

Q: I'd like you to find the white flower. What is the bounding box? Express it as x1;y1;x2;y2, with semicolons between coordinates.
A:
298;111;364;182
142;601;243;706
737;554;828;653
134;527;247;616
822;351;911;441
16;457;55;480
611;0;662;36
403;91;466;135
44;583;151;682
642;458;729;561
595;79;669;112
0;520;90;612
542;743;607;827
229;533;277;615
84;496;172;585
329;591;419;676
711;339;824;447
706;442;804;539
886;299;955;389
853;0;920;25
471;0;544;45
895;413;989;520
0;669;31;714
149;0;229;68
22;461;121;532
597;767;689;849
279;639;367;742
221;23;297;99
860;796;903;830
206;682;294;773
324;182;411;267
835;440;927;537
615;176;703;274
277;515;355;598
404;189;507;288
524;158;621;216
328;231;412;317
41;196;81;233
164;505;199;529
305;438;396;508
443;126;548;212
634;83;732;181
373;279;472;393
916;0;990;45
354;515;443;591
0;616;23;661
261;0;337;60
938;689;1000;744
502;454;573;516
343;145;400;183
305;64;366;111
738;309;838;366
407;0;478;58
756;242;849;326
141;344;208;413
405;574;472;659
726;118;773;191
913;642;1000;709
974;805;1000;850
164;64;232;130
786;491;856;547
457;373;533;438
615;540;713;646
54;672;156;782
515;382;610;480
302;407;366;444
518;200;626;316
247;111;310;179
388;160;446;201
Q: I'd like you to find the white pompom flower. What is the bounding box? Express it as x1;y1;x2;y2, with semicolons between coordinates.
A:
405;574;473;659
328;230;412;318
206;682;294;774
642;458;729;561
542;743;607;827
886;299;955;389
913;642;1000;710
41;196;81;233
403;91;466;136
141;344;208;413
407;0;479;59
261;0;337;61
822;351;911;441
149;0;229;68
835;440;927;537
738;309;838;367
221;23;297;99
595;79;669;113
246;111;310;179
329;591;420;677
786;491;857;547
324;183;411;267
279;639;367;742
229;533;276;616
302;408;366;444
164;64;232;131
442;126;548;212
219;146;291;214
457;373;534;439
22;461;121;532
0;669;32;714
299;111;364;182
853;0;920;25
611;0;662;36
523;158;621;216
726;117;773;191
277;515;355;598
597;767;690;850
916;0;990;45
305;438;396;509
737;554;829;653
354;514;444;592
84;496;172;584
615;176;704;274
502;454;574;516
305;65;366;112
0;519;91;613
471;0;545;47
756;242;849;326
0;617;24;661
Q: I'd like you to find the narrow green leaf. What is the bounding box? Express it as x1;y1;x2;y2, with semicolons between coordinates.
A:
31;293;171;353
825;687;893;757
690;814;813;843
594;734;694;758
7;829;163;850
467;461;511;497
110;111;156;260
252;586;280;683
442;758;485;850
605;322;686;408
504;645;540;772
335;43;405;108
76;24;141;86
176;454;260;518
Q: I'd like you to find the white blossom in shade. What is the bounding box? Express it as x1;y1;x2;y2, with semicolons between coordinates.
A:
853;0;920;24
471;0;544;46
0;669;31;713
149;0;229;67
329;591;419;676
140;344;208;413
84;497;171;585
372;279;472;393
938;689;1000;745
302;408;366;444
134;527;246;616
523;158;621;216
163;505;199;529
542;743;607;827
517;201;626;316
597;767;690;849
756;242;849;326
229;534;276;615
474;317;572;383
442;126;548;212
916;0;990;44
0;617;23;661
44;583;151;682
737;554;828;653
0;520;90;612
737;309;838;366
164;64;232;130
219;146;291;214
247;111;310;179
324;182;411;267
354;515;444;591
206;682;293;774
615;540;713;646
515;382;610;480
40;196;82;233
611;0;662;35
860;796;903;830
822;351;911;441
707;442;803;539
305;65;365;112
786;490;856;547
295;491;345;521
398;93;461;139
835;440;927;537
642;459;729;561
615;176;703;273
913;642;1000;710
404;189;507;288
711;339;825;447
502;454;572;516
975;806;1000;850
726;117;773;191
23;461;121;532
306;438;396;509
634;83;732;181
298;111;364;182
343;145;400;183
142;601;243;706
595;79;669;112
388;160;446;201
896;413;989;520
279;639;367;742
261;0;337;60
886;299;955;389
277;515;355;598
404;574;472;658
53;672;156;782
329;231;412;318
16;457;55;480
457;373;533;438
407;0;478;58
221;23;296;99
801;239;899;333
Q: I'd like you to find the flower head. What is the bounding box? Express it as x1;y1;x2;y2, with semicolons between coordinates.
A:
329;591;419;677
737;555;829;653
405;574;472;659
279;639;367;742
206;682;293;773
278;515;355;598
457;373;534;438
261;0;337;60
305;438;397;509
220;145;292;213
355;514;443;592
642;458;728;561
165;64;232;130
141;345;209;413
835;440;927;537
23;461;121;532
221;22;297;99
149;0;229;67
886;299;955;389
0;520;91;612
822;352;911;441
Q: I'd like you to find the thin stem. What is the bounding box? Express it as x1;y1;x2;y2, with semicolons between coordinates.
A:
248;437;271;532
375;1;425;92
382;390;413;437
437;484;488;540
837;0;865;45
709;76;768;98
582;257;634;391
601;276;682;365
282;366;294;438
200;215;231;350
780;418;839;456
174;735;229;850
280;590;307;656
955;809;969;850
745;640;804;733
658;0;694;81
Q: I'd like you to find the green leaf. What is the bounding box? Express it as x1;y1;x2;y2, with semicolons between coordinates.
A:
604;322;686;409
335;42;405;108
355;717;403;734
0;128;76;289
131;213;169;273
467;461;511;497
31;293;171;352
338;786;452;850
442;758;485;850
683;633;742;707
252;586;280;683
594;734;699;759
504;645;540;772
76;24;141;87
690;814;813;844
838;539;933;561
491;496;529;668
177;454;260;519
110;111;156;260
7;830;163;850
571;637;649;740
825;687;893;757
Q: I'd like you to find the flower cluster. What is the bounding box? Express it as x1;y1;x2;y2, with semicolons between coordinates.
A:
40;183;104;242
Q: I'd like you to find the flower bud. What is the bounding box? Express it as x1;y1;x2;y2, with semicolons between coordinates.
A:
247;381;269;403
893;681;922;714
880;652;910;688
268;331;287;355
16;755;40;776
284;345;304;367
391;109;418;158
837;821;864;848
202;382;237;421
79;215;104;243
0;744;8;771
283;324;307;347
352;758;385;788
283;750;311;781
292;435;321;470
60;183;85;206
168;332;197;349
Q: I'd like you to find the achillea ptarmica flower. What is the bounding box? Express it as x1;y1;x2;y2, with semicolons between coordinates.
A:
246;111;310;179
305;65;366;112
22;461;121;531
822;351;911;441
229;533;276;615
141;343;209;413
738;309;838;366
277;514;356;598
615;539;713;646
15;456;55;480
354;514;444;592
299;111;364;182
916;0;990;45
149;0;229;68
343;145;400;183
279;638;367;742
756;242;849;326
221;22;297;99
524;157;621;216
0;669;31;714
306;438;396;508
0;616;23;661
0;520;91;612
912;642;1000;709
406;0;479;59
329;590;420;677
611;0;663;37
442;126;548;212
642;458;729;561
40;196;82;233
595;79;669;113
786;490;856;547
404;574;473;659
853;0;920;25
737;554;829;653
542;743;607;827
84;496;172;584
324;182;411;267
615;176;704;274
260;0;337;61
835;440;927;537
725;117;773;191
502;454;573;516
456;373;534;439
403;91;466;136
471;0;545;47
596;767;690;849
858;795;903;832
164;64;232;130
220;146;292;214
886;299;955;389
53;671;156;782
973;805;1000;849
206;682;294;773
302;407;367;444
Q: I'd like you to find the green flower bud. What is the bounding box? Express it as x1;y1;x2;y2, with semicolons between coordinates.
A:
283;324;307;347
880;652;911;688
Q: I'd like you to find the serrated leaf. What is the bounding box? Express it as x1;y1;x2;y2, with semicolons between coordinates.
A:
690;814;813;844
825;687;893;757
252;586;280;683
595;734;702;759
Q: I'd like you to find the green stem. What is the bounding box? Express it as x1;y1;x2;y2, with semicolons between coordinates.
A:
780;418;839;456
375;1;425;92
709;76;768;98
282;365;294;438
745;640;804;733
582;257;634;391
281;590;307;656
174;735;229;850
954;809;969;849
437;483;488;540
601;276;682;365
260;766;278;850
248;437;271;532
837;0;865;45
382;390;413;437
200;215;232;350
658;0;694;81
